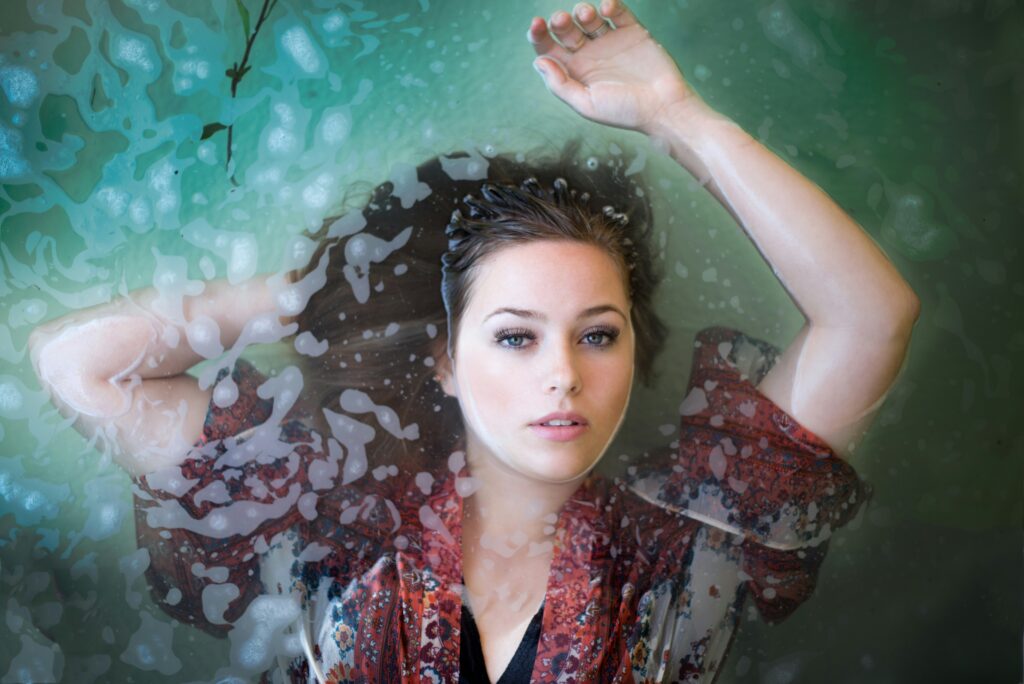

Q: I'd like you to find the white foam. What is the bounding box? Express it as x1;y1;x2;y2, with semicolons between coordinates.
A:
129;197;151;225
97;187;129;217
679;387;709;417
266;127;297;155
294;331;328;357
281;26;321;74
440;149;489;181
121;608;182;673
302;174;332;209
202;582;240;624
199;255;215;279
0;382;23;413
186;315;224;358
213;375;239;408
115;35;155;73
0;65;39;107
318;108;351;145
223;591;304;672
197;140;217;165
228;235;258;284
323;12;345;32
0;124;29;178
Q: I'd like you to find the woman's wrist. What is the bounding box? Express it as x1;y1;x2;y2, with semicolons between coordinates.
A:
642;98;737;180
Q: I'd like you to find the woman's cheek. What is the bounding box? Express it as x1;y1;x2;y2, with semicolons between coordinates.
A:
478;353;522;414
460;346;517;419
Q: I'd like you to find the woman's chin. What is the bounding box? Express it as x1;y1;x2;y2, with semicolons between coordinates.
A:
515;455;600;485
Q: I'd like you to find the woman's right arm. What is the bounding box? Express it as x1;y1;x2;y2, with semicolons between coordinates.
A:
28;276;289;477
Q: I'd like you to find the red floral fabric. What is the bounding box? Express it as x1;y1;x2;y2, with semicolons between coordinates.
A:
132;326;867;683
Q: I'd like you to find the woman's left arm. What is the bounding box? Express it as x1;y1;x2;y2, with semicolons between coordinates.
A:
529;0;920;459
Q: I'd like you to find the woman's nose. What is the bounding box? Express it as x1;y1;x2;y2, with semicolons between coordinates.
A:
545;344;582;395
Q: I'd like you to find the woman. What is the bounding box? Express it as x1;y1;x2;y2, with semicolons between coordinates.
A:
28;1;919;681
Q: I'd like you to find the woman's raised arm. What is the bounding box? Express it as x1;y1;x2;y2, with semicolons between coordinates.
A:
28;276;291;477
528;0;920;459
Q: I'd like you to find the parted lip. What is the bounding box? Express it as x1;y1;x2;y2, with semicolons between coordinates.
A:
530;412;589;426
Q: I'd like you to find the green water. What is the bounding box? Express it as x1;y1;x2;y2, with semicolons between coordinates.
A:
0;0;1020;681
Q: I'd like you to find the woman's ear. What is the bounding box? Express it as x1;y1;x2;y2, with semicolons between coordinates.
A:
430;337;457;398
435;369;456;398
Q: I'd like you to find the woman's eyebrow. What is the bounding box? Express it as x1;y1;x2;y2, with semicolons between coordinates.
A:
483;305;627;322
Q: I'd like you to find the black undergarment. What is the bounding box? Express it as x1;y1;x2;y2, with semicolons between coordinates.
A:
459;602;544;683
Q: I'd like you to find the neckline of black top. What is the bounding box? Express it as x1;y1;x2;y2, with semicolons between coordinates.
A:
459;602;545;684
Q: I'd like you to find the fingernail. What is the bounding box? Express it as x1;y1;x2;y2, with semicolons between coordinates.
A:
533;60;547;77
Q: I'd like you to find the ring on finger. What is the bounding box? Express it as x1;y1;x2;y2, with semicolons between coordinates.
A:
584;23;611;39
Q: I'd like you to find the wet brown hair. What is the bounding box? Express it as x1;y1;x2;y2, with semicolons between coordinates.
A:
291;142;666;468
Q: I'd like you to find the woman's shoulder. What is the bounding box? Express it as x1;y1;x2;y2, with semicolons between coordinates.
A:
621;325;868;551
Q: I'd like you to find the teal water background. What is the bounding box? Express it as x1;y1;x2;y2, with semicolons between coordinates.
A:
0;0;1021;681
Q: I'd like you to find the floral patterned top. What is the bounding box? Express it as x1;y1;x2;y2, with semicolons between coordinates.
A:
132;326;867;683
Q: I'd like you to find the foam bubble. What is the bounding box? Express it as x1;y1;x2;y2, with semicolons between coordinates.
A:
97;187;130;217
213;375;239;408
197;140;217;165
0;382;24;413
319;108;351;145
266;127;297;155
199;255;216;279
281;26;321;74
440;149;489;181
0;65;40;107
323;12;346;32
115;35;155;73
0;124;29;179
388;162;431;208
302;173;334;209
187;316;224;358
295;331;328;357
121;611;181;674
202;582;241;624
129;197;151;226
228;235;258;284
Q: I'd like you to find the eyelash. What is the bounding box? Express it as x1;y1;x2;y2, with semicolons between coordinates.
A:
493;326;620;350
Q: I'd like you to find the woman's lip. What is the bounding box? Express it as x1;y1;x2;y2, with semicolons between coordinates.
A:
529;424;589;442
531;412;588;426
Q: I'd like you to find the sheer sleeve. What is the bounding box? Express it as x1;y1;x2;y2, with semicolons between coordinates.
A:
130;360;327;636
628;326;869;623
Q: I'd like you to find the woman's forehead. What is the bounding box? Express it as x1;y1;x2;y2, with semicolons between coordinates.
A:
465;241;630;318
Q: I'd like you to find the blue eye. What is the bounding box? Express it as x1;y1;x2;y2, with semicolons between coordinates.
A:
494;327;620;350
495;328;534;349
582;328;619;346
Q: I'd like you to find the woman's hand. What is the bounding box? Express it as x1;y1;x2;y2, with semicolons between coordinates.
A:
527;0;703;134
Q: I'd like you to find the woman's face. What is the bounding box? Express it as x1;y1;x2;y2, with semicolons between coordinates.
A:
440;240;635;484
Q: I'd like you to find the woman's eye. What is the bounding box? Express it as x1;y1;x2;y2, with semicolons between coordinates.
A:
582;328;619;346
494;327;618;349
495;329;534;349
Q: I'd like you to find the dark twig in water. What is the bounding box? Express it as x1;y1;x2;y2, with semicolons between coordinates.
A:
201;0;279;186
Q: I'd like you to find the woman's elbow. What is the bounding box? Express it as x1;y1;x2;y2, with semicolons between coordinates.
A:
902;285;921;323
883;284;920;340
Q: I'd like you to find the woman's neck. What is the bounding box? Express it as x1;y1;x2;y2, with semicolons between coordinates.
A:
459;442;588;618
460;442;588;558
